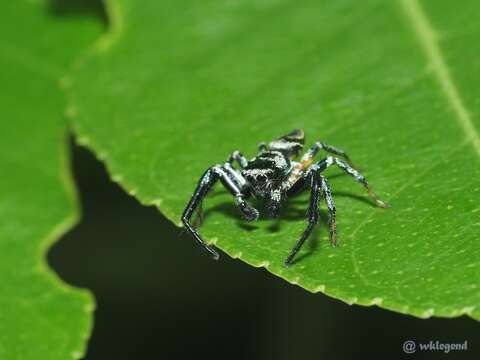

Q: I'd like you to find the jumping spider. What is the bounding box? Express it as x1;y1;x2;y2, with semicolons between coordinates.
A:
182;129;389;267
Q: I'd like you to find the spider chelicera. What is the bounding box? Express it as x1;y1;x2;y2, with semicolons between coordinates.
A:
182;129;389;267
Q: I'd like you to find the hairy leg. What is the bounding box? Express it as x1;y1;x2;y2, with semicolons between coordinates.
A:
312;157;389;208
182;165;258;259
284;171;321;266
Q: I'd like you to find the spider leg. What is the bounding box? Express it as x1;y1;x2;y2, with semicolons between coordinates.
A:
223;162;248;190
319;175;337;247
192;200;204;228
312;157;389;208
266;189;282;218
195;161;247;227
258;142;268;152
302;141;355;167
182;165;258;260
284;171;321;267
226;150;248;169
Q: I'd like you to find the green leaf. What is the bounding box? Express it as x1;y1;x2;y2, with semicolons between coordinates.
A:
0;1;102;358
69;0;480;319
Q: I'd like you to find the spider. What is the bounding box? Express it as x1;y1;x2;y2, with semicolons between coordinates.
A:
182;129;389;267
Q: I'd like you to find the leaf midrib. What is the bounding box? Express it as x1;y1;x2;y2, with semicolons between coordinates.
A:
400;0;480;155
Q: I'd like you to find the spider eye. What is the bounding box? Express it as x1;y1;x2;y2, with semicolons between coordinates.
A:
256;174;267;183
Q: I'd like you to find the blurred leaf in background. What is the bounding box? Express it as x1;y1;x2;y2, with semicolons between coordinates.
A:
70;0;480;320
1;0;479;358
0;1;103;359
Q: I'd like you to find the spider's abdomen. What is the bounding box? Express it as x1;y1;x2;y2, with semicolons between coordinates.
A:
268;129;304;159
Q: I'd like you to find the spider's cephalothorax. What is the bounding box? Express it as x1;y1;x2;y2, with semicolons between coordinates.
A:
242;129;304;216
182;129;389;267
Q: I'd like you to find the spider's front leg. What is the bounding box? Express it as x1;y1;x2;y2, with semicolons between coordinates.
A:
227;150;248;168
182;165;258;260
284;171;336;267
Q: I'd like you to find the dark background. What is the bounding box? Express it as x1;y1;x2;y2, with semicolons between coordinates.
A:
47;1;478;359
48;142;479;360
